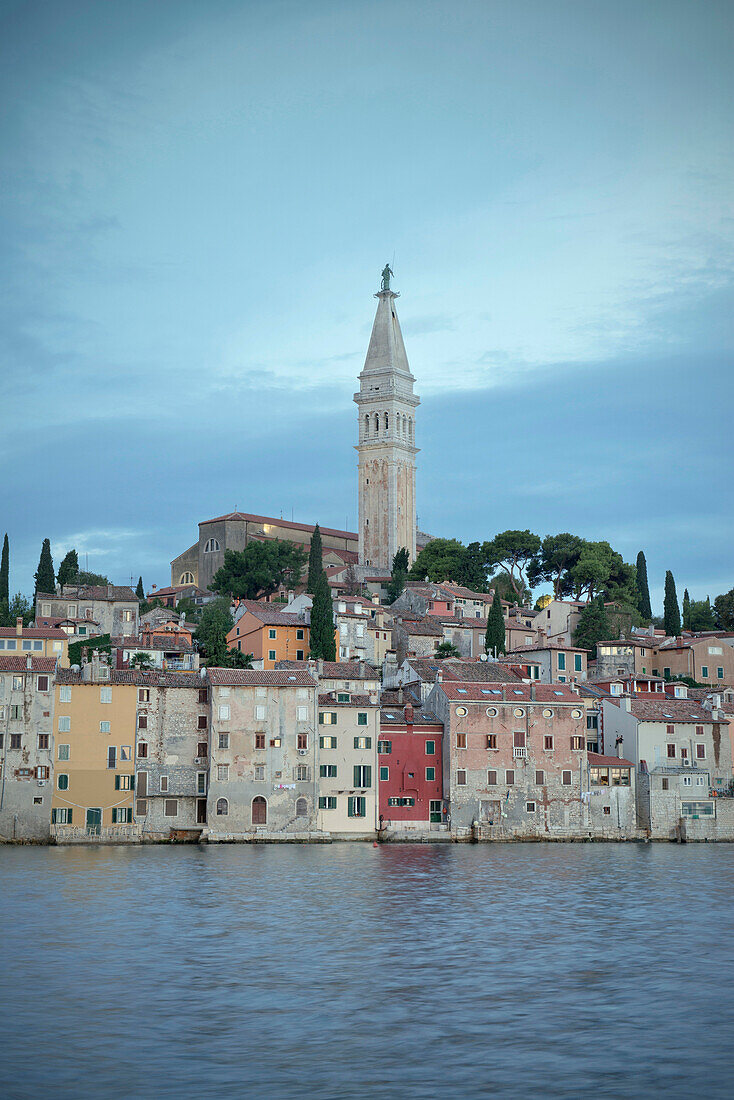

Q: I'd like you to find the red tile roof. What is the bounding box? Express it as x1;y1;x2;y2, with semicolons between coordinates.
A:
406;658;520;684
0;656;57;672
318;692;375;707
508;642;589;654
438;682;583;703
56;668;198;687
626;698;727;724
588;752;635;768
206;668;317;687
0;626;68;639
234;600;306;627
276;660;378;680
199;511;356;541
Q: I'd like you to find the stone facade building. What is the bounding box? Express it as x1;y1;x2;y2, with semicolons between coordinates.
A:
505;642;589;684
355;277;419;568
205;668;320;840
36;584;139;639
0;655;57;841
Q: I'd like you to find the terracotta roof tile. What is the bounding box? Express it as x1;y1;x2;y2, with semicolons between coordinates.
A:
206;668;317;687
406;658;521;684
588;752;635;768
199;511;356;541
0;656;57;672
438;682;582;703
276;660;378;680
628;698;728;724
0;626;68;640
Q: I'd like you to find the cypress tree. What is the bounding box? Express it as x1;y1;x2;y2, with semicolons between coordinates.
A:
310;570;336;661
485;591;506;656
136;576;145;600
682;588;691;630
635;550;652;620
573;595;611;657
34;538;55;598
57;549;79;588
663;570;681;637
0;534;9;624
307;524;323;594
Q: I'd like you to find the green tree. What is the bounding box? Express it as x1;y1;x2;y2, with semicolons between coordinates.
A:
485;590;506;656
488;571;530;606
688;597;715;631
210;541;306;601
173;597;202;624
56;550;79;588
434;640;461;659
309;570;336;661
386;548;409;603
196;598;235;666
136;576;145;600
682;589;691;629
8;593;34;627
409;538;467;583
460;541;490;591
663;571;681;637
307;524;324;593
34;538;55;597
635;551;652;619
573;596;611;657
714;588;734;631
77;571;110;586
68;633;110;665
528;533;584;598
0;534;8;626
483;530;541;601
130;652;154;670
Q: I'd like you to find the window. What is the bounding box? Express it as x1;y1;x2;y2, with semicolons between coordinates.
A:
37;675;49;692
58;744;70;761
696;744;706;759
562;770;572;786
557;653;566;670
513;708;525;717
456;733;467;749
107;747;117;769
113;807;133;824
378;740;392;754
320;764;337;778
456;770;467;785
544;735;554;750
197;772;207;794
217;765;229;781
58;716;71;732
587;715;598;730
137;714;148;730
35;765;50;780
506;770;515;785
216;798;228;816
196;742;207;759
57;774;69;790
353;764;372;787
37;733;49;750
486;707;498;717
218;733;229;749
296;764;310;781
296;629;304;640
296;650;304;661
100;721;111;734
100;686;112;704
254;733;266;749
138;688;150;702
667;744;676;758
115;775;133;790
59;685;72;703
717;667;724;679
268;650;276;661
662;777;669;791
10;733;21;749
294;796;308;817
701;666;709;679
354;736;371;749
254;765;265;781
347;796;366;817
164;800;178;817
319;796;337;810
337;692;350;703
357;712;368;726
218;704;230;721
681;801;714;817
535;770;545;785
455;706;468;716
137;742;148;758
297;732;308;750
198;715;208;730
319;712;337;724
204;538;221;553
426;766;436;781
319;736;337;749
180;572;195;585
574;654;583;672
611;768;630;787
379;766;389;781
158;775;168;792
297;706;308;721
526;802;536;813
198;688;208;704
487;770;497;784
424;740;436;755
9;708;21;723
120;746;131;761
571;736;584;751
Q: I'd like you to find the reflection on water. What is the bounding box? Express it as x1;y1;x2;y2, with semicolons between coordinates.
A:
1;843;734;1099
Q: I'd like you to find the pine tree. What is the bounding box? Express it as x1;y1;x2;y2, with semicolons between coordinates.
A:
34;538;55;598
682;588;691;630
307;524;323;594
136;576;145;601
0;534;9;625
57;549;79;588
485;591;506;656
635;550;652;620
663;570;681;637
310;570;336;661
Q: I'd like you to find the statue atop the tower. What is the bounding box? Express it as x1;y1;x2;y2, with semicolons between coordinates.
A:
380;263;394;292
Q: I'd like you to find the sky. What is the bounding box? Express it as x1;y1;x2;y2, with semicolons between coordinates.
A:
1;0;732;612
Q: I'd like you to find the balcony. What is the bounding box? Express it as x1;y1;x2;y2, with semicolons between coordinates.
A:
513;747;527;760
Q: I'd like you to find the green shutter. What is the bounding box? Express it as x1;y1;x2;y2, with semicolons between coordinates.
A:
365;737;371;748
363;766;372;788
347;796;354;817
51;809;57;824
68;808;72;824
353;765;360;786
114;775;120;790
318;713;324;724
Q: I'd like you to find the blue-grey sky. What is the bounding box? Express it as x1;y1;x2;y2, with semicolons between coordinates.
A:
2;0;732;611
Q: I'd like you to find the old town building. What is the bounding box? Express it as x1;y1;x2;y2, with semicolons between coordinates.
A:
36;583;139;639
316;690;379;837
0;655;57;841
378;701;445;835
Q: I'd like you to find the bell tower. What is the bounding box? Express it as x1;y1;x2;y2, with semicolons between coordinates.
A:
354;267;419;569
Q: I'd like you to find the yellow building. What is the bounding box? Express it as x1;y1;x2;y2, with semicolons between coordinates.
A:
51;656;137;839
0;620;69;666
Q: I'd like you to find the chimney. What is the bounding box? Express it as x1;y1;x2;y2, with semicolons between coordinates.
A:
26;653;32;669
435;669;443;683
317;658;324;676
358;660;365;678
616;734;624;759
372;593;379;604
530;682;536;701
404;703;414;724
623;697;632;712
288;589;294;603
398;688;404;704
16;617;23;636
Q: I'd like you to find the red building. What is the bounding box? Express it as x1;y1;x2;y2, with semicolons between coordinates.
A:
378;702;445;832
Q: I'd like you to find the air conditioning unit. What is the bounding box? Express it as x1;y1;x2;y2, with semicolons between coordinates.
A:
37;780;46;787
194;757;207;766
682;758;691;767
298;749;308;756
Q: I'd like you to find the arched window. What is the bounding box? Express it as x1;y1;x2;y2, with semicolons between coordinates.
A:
179;572;195;585
409;418;414;443
295;797;308;817
374;413;380;434
364;414;370;437
203;538;221;553
252;796;267;825
216;798;228;816
384;412;389;432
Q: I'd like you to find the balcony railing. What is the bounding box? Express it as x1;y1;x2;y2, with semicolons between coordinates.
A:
51;824;142;842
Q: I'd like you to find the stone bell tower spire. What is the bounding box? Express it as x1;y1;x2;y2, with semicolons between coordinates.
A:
354;267;419;569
